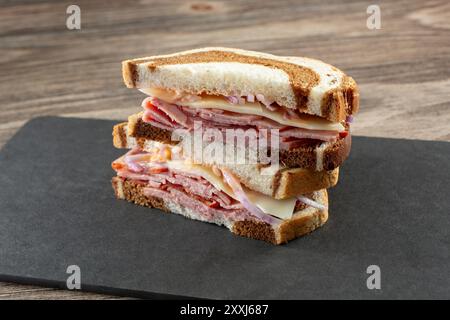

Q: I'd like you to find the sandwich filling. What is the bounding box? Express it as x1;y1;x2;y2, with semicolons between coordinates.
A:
112;144;326;226
138;88;350;150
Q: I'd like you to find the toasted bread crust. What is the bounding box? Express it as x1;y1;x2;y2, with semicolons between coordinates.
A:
112;176;328;244
279;135;351;170
122;47;359;122
114;117;351;171
132;116;175;143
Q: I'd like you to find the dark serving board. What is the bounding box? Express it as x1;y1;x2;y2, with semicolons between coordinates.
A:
0;117;449;299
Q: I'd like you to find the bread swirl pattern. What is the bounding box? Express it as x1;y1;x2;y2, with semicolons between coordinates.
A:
123;47;359;121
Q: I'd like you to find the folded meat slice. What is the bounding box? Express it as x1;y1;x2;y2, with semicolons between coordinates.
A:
278;127;339;142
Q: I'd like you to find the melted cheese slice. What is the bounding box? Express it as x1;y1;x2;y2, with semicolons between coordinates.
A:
166;160;296;220
245;190;296;220
140;88;345;132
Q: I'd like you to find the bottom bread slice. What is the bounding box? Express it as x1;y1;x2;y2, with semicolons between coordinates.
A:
112;176;329;245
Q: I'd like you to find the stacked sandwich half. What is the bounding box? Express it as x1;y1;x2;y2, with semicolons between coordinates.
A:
112;47;359;244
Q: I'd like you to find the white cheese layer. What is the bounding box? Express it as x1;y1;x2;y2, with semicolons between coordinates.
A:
140;88;344;132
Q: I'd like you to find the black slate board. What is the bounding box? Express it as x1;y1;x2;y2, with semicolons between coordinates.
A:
0;116;449;299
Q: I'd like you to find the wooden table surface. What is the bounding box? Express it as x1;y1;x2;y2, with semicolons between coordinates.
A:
1;0;449;299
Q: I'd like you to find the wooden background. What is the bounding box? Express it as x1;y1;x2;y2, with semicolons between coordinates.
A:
0;0;449;299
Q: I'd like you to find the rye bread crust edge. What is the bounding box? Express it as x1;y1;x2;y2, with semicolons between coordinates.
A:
112;177;328;245
113;121;340;198
122;47;359;122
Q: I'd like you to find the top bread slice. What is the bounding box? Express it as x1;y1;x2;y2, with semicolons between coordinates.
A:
118;112;351;172
122;47;359;122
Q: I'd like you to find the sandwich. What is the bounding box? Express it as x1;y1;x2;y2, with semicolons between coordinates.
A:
112;47;359;244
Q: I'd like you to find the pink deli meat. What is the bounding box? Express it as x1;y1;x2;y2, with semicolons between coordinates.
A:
141;98;339;148
112;150;319;225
